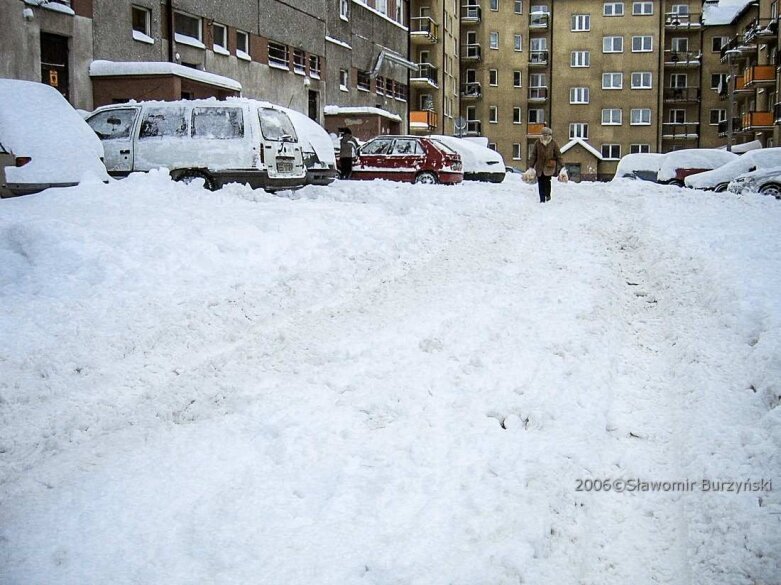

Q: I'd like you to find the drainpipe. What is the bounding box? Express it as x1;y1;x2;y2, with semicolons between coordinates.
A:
167;0;175;62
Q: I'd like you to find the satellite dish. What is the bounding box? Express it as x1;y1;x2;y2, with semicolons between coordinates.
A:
454;116;467;137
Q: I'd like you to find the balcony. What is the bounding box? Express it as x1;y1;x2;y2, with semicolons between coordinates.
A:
409;110;439;132
664;87;701;103
744;65;776;88
527;122;545;137
720;37;750;64
529;50;549;66
466;119;482;135
664;50;701;67
461;4;481;24
528;86;548;102
529;12;549;29
718;117;742;136
410;63;439;88
775;102;781;124
734;74;751;95
664;12;702;29
742;111;774;130
462;43;481;61
744;18;778;44
662;122;699;140
460;81;482;100
410;17;439;45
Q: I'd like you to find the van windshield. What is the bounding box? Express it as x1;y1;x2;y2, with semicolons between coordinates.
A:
258;108;298;142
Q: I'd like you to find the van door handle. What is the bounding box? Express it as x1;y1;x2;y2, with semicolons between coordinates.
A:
120;149;130;155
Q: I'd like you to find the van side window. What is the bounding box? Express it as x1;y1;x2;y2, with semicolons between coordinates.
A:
258;108;298;142
191;107;244;139
139;107;188;139
87;109;138;140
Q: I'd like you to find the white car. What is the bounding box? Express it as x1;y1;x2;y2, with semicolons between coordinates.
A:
685;148;781;191
429;135;505;183
0;79;110;198
657;148;737;186
612;153;665;182
727;166;781;198
278;106;337;186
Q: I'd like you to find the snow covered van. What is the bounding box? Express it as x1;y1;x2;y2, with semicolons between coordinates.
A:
86;98;306;191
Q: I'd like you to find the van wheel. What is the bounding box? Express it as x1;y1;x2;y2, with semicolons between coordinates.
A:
176;170;215;191
415;171;438;185
714;183;728;192
759;183;781;199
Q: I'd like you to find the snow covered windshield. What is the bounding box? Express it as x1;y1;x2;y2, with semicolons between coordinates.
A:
191;107;244;139
258;108;297;142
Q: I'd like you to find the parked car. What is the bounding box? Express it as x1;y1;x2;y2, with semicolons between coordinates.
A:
612;153;665;182
684;148;781;191
727;166;781;198
86;98;307;192
429;135;505;183
657;148;738;186
0;79;110;198
351;135;463;184
278;106;337;186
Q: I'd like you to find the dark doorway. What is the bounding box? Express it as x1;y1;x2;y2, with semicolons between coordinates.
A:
41;33;69;101
565;163;582;183
308;90;319;122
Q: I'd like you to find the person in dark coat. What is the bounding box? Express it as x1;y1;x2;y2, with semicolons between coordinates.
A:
338;128;359;179
528;126;564;203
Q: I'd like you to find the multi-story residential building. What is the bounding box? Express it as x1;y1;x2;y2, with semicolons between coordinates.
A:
0;0;412;138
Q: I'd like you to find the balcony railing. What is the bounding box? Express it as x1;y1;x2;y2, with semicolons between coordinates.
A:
410;63;439;87
664;12;702;29
529;50;548;65
462;43;481;61
744;18;778;44
664;50;701;66
742;111;774;129
529;86;548;101
409;110;438;131
410;17;439;44
460;82;482;99
461;4;481;23
527;122;545;136
663;87;701;102
744;65;776;87
662;122;699;139
529;12;549;28
466;119;482;135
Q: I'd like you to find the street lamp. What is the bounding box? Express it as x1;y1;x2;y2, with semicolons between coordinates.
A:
724;48;742;153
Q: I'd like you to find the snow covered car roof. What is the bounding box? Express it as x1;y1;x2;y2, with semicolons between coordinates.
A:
657;149;738;182
428;135;504;179
612;153;665;181
0;79;109;187
685;148;781;190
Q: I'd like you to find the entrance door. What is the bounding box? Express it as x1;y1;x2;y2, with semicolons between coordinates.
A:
308;90;319;121
41;33;69;101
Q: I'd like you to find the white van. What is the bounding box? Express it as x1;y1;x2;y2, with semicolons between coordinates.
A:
86;98;306;191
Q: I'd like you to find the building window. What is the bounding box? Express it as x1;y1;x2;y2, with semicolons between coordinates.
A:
357;70;371;91
671;37;688;53
669;109;686;123
489;106;498;123
513;143;522;160
131;5;151;37
236;30;250;59
632;2;652;15
212;23;228;54
711;73;727;90
602;108;622;125
395;0;404;23
174;11;202;44
488;143;497;151
528;108;545;123
572;14;590;31
268;41;289;68
571;50;590;67
710;109;726;125
570;87;590;103
671;73;688;88
490;32;499;49
293;49;306;74
712;36;728;52
630;143;651;153
490;0;499;10
514;34;523;51
513;107;522;124
513;71;522;87
602;72;622;89
632;35;652;52
603;2;624;16
309;55;321;78
376;0;388;14
489;69;498;85
514;0;523;14
603;36;624;53
340;0;349;19
631;72;652;88
601;144;621;159
569;123;589;139
630;108;651;125
339;69;349;91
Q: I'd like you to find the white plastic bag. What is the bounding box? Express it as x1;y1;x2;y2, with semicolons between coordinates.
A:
558;167;569;183
522;168;537;184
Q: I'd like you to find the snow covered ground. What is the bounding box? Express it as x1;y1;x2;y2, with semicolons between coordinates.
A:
1;172;779;584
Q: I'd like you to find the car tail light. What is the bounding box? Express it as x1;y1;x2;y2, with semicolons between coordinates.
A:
15;157;31;167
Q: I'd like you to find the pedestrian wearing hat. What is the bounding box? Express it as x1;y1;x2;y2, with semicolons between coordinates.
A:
338;128;359;180
528;127;564;203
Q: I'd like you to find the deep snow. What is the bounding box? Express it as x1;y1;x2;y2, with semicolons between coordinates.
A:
1;173;779;584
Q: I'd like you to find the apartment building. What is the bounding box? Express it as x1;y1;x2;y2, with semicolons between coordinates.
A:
408;0;461;135
0;0;412;137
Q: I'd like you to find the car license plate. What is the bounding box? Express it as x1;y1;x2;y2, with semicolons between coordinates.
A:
277;161;293;173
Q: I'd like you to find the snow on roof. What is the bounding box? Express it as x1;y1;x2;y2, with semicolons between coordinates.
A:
325;36;352;50
560;138;603;160
277;106;336;166
702;0;755;26
429;135;504;173
89;60;242;92
323;105;402;123
614;153;665;179
718;139;763;153
24;0;74;15
657;149;738;181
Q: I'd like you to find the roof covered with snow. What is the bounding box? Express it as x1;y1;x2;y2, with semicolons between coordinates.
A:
323;106;402;123
89;60;242;92
702;0;756;26
560;138;603;160
429;135;504;173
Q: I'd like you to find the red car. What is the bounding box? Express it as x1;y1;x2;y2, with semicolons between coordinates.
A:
351;135;463;184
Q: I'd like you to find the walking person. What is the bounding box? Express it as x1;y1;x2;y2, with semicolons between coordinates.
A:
528;126;564;203
338;127;359;180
